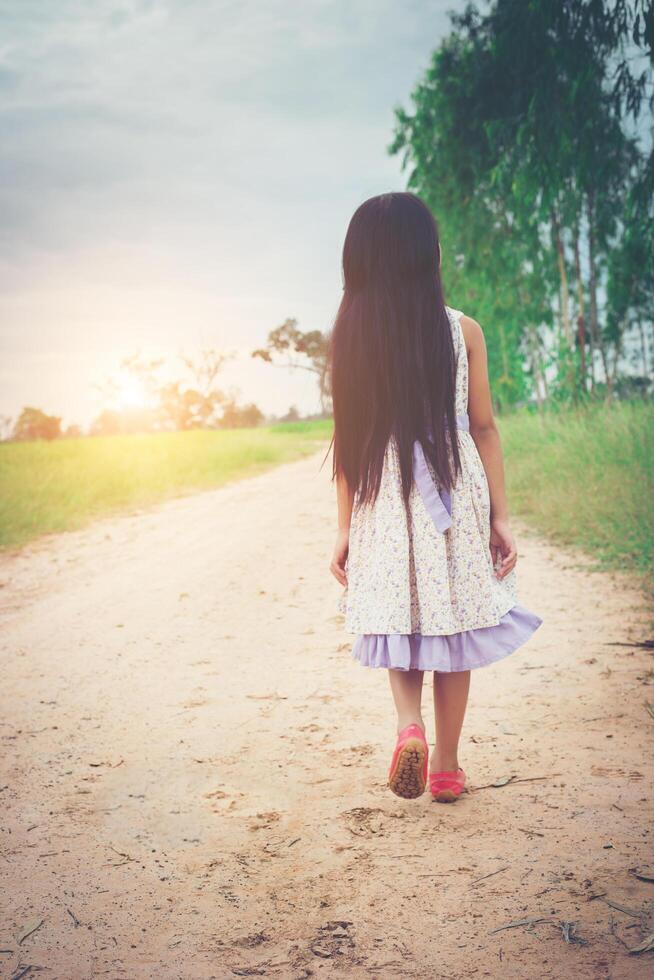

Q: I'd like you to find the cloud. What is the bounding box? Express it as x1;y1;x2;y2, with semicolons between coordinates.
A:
0;0;459;422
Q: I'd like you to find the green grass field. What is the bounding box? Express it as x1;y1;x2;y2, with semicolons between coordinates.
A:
499;401;653;584
0;420;332;550
1;405;652;589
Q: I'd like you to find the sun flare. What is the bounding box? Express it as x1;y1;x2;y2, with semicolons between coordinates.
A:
114;375;150;411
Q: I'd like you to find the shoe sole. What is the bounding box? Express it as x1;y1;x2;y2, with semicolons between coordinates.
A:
388;738;427;799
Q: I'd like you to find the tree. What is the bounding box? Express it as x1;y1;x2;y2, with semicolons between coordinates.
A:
13;407;61;441
95;348;231;432
391;0;654;405
96;353;164;409
219;399;264;428
252;318;330;413
391;4;551;407
165;348;231;429
89;408;158;436
607;191;654;389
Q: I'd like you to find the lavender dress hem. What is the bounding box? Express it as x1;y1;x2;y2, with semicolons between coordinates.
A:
351;605;542;673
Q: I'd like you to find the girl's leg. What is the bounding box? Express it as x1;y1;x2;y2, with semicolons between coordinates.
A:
388;668;425;733
430;670;470;771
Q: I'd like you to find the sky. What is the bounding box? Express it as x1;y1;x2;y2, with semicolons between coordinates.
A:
0;0;462;428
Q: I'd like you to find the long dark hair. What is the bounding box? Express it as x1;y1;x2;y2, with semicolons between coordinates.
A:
330;192;461;505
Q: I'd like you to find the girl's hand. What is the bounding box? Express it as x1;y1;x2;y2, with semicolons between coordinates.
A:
330;529;350;587
490;518;517;580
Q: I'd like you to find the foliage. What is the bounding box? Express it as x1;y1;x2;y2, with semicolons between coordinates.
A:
108;349;233;432
219;400;264;429
252;317;331;412
90;407;159;437
13;406;62;441
391;0;654;406
160;349;231;430
4;349;267;441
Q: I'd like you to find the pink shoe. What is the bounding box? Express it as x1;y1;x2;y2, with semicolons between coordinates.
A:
388;724;428;799
429;768;466;803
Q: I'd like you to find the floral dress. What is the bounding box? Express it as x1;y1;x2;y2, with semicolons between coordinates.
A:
338;305;542;671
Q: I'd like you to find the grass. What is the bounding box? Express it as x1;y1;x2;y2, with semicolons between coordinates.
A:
0;419;333;550
1;405;652;590
499;401;653;584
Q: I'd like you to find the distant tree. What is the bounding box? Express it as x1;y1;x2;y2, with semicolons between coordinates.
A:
158;383;209;430
219;399;264;429
252;318;330;412
182;349;230;401
13;407;62;441
90;410;120;436
95;348;231;432
89;408;158;436
96;353;164;409
63;424;83;439
159;348;231;430
282;405;300;422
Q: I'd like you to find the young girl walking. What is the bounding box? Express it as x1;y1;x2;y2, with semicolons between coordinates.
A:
329;192;542;803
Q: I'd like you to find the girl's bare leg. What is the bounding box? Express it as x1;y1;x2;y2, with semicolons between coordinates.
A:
431;670;470;771
388;669;425;733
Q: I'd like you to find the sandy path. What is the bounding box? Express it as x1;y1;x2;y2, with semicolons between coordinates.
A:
0;452;652;980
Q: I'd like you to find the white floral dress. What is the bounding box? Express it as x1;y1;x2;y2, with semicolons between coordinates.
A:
339;306;541;672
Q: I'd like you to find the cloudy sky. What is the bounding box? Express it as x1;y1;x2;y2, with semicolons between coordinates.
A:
0;0;461;427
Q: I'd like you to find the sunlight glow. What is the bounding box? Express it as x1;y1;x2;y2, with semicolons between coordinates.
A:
114;375;150;411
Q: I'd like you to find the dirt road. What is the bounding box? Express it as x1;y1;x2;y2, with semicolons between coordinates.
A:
1;452;652;979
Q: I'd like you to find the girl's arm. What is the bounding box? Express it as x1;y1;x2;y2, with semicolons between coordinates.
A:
330;473;354;586
460;315;517;580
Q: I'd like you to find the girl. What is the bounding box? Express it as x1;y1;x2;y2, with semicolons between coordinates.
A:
329;192;542;803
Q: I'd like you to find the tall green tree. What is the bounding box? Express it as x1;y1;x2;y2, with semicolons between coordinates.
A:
391;0;653;405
